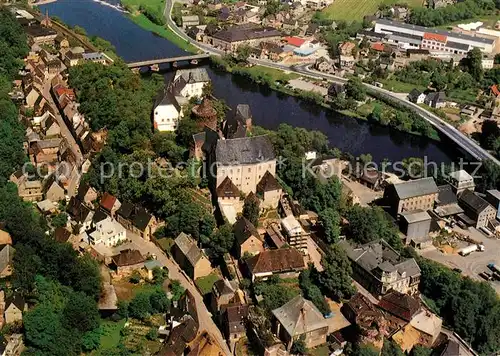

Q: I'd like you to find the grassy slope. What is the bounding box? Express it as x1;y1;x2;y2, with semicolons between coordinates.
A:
322;0;424;21
121;0;198;53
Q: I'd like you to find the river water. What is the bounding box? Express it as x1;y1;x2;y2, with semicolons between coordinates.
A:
40;0;459;163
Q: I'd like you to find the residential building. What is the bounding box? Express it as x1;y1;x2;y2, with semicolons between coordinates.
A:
211;278;240;313
407;89;426;104
378;291;421;322
458;189;496;228
223;304;249;349
64;50;83;67
424;92;446;108
245;248;306;281
66;197;94;233
214;135;276;195
256;171;282;209
0;245;15;278
341;293;389;346
182;15;200;29
486;190;500;220
76;182;98;207
45;181;65;202
384;177;438;215
233;216;264;258
88;217;127;247
340;239;421;296
281;215;308;254
447;169;475;194
409;310;442;347
172;232;213;280
110;249;145;277
168;68;210;105
2;333;24;356
399;210;432;248
153;89;181;132
17;179;43;202
374;19;496;54
338;41;355;56
29;138;62;167
23;21;57;46
272;296;329;350
211;24;281;52
4;294;26;324
116;201;160;241
100;192;121;216
314;57;334;73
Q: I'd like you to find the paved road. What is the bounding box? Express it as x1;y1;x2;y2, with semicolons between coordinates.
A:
42;78;83;168
121;232;232;356
420;226;500;295
163;0;500;167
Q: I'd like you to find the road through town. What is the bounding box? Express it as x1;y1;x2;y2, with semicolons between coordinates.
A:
123;232;231;355
163;0;499;167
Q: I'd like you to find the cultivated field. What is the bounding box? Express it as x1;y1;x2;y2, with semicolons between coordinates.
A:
322;0;424;21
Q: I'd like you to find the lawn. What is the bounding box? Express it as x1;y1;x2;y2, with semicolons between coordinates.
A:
322;0;424;21
96;319;126;352
156;237;174;253
195;272;220;295
122;0;164;15
128;13;199;53
379;78;426;93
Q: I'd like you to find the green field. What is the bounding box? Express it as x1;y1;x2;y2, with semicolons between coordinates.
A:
121;0;198;53
95;320;126;353
322;0;424;21
195;272;220;295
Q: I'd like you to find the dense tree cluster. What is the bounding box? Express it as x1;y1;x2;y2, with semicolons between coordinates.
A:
253;276;300;312
409;0;497;27
417;257;500;353
345;205;402;250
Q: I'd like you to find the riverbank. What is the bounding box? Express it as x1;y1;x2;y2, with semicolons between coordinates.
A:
210;55;441;142
120;0;198;53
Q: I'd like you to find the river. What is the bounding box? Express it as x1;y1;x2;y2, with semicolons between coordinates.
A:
40;0;459;163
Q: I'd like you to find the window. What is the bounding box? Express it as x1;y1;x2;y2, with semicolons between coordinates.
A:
248;168;251;173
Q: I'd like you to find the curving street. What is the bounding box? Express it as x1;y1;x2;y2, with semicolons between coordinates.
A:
164;0;499;167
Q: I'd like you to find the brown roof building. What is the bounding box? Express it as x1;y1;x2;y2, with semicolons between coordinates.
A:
233;216;264;258
378;291;420;322
192;98;218;131
172;233;213;280
245;248;305;281
110;249;145;277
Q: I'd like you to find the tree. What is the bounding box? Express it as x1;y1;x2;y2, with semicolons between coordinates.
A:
318;208;340;244
264;0;280;16
51;213;68;228
235;44;252;63
210;223;235;258
345;205;402;249
345;77;366;101
464;48;484;81
290;335;307;355
243;193;260;226
451;290;481;343
63;292;100;333
152;266;168;285
149;288;171;313
254;278;299;311
317;244;355;300
410;345;432;356
128;291;153;320
299;268;330;315
381;339;405;356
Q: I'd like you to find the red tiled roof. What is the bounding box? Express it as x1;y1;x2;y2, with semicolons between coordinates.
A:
371;42;385;51
285;36;306;47
54;86;75;99
423;32;447;42
491;84;500;97
100;192;117;211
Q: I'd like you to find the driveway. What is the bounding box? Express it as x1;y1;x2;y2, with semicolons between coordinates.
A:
118;232;231;355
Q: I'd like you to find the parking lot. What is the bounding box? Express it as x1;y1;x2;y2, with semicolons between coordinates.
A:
420;226;500;294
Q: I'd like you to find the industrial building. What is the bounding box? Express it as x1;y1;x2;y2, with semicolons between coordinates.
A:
374;19;497;54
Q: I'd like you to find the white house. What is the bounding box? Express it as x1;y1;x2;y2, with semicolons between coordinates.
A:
89;217;127;247
169;68;210;106
153;90;182;132
408;89;426;104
